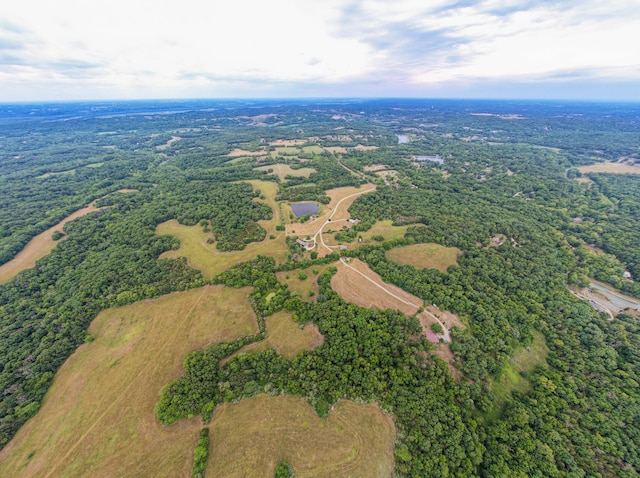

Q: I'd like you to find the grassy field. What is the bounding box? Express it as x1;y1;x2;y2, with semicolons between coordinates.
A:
578;162;640;174
254;164;316;181
0;190;139;284
0;286;257;477
301;145;324;154
157;180;288;278
225;310;323;361
487;331;549;417
324;146;348;154
270;146;301;158
207;395;395;477
276;264;333;301
386;243;461;273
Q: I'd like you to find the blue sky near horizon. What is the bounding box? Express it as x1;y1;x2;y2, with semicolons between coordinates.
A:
0;0;638;102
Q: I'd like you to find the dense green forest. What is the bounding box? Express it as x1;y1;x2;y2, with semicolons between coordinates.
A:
1;99;639;476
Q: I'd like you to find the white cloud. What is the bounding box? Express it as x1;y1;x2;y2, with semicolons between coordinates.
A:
0;0;639;100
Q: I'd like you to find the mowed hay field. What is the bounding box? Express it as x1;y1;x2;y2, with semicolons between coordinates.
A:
225;310;323;361
332;259;420;317
207;395;395;478
0;285;257;478
577;162;640;174
386;243;461;273
157;180;288;279
254;164;316;181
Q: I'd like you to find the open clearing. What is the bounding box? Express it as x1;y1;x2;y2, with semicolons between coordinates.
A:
324;146;348;154
225;310;323;361
286;184;376;239
332;259;421;317
324;220;409;249
0;286;257;478
577;162;640;174
254;164;316;181
157;180;288;278
207;395;395;478
0;190;137;285
269;139;307;147
270;146;300;158
488;331;549;417
156;135;181;150
227;148;267;157
386;243;461;273
276;264;333;301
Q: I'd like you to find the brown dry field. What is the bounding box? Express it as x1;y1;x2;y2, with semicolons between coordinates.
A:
254;163;316;181
207;395;395;478
0;286;258;478
227;148;268;157
353;144;379;151
224;310;324;362
578;162;640;174
157;180;288;279
0;190;137;284
386;243;461;273
332;259;420;316
324;146;348;154
286;184;376;239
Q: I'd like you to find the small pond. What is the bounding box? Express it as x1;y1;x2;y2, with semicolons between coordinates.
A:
291;203;319;217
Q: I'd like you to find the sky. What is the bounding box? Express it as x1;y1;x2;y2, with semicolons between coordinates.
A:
0;0;639;102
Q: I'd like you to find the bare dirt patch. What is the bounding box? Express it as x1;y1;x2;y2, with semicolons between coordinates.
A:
225;310;323;361
254;164;316;181
386;243;461;273
207;395;395;478
578;162;640;174
0;286;257;478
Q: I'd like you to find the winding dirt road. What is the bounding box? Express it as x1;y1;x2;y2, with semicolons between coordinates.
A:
309;185;450;342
